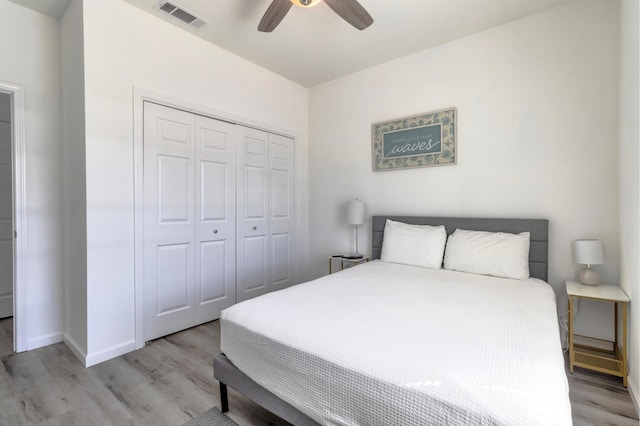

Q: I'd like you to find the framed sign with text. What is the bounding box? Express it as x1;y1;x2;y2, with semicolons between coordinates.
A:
371;108;456;171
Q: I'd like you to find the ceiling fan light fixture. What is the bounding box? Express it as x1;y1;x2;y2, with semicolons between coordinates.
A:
290;0;322;7
259;0;372;32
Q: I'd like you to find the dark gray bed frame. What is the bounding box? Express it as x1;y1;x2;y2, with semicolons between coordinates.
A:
214;216;549;425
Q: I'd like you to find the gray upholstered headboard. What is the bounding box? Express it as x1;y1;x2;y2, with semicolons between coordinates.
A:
371;216;549;281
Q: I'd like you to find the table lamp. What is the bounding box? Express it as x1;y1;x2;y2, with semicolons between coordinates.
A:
346;198;366;259
573;239;604;286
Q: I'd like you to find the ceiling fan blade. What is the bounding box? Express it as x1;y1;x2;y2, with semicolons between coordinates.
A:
258;0;293;32
324;0;373;30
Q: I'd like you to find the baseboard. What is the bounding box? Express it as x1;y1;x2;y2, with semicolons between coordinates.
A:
64;334;87;366
85;339;136;367
628;375;640;417
64;335;136;367
28;332;63;350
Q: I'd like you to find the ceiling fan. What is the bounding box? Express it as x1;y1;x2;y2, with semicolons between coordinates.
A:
258;0;374;32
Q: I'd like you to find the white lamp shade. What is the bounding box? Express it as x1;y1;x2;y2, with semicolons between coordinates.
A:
573;239;604;265
346;198;366;225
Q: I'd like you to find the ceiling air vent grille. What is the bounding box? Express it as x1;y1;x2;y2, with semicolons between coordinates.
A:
155;1;208;29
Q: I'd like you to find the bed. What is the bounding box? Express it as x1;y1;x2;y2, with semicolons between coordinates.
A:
214;216;571;425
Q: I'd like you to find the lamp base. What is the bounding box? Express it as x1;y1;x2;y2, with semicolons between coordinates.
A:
578;267;600;286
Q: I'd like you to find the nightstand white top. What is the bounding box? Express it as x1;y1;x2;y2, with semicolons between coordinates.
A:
566;280;630;302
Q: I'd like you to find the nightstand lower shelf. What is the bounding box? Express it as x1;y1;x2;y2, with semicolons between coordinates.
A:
572;340;625;378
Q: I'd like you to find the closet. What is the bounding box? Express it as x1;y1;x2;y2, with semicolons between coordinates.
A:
143;102;294;341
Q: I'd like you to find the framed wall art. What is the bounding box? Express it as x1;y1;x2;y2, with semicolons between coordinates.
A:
371;108;456;171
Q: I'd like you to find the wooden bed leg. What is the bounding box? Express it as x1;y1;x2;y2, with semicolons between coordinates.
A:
220;382;229;412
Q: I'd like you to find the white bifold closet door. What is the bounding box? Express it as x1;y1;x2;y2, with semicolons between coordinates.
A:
143;102;236;341
0;114;12;319
236;127;295;302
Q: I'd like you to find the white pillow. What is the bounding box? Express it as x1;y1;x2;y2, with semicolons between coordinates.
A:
443;229;530;280
380;220;447;269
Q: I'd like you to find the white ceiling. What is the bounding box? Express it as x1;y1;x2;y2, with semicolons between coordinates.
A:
10;0;572;87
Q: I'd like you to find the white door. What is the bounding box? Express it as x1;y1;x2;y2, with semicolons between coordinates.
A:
268;133;295;293
0;93;12;319
143;102;235;341
194;115;236;324
236;128;295;302
236;127;270;302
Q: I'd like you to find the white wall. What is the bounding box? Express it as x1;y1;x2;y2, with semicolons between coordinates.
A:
60;0;88;359
619;0;640;412
309;0;619;340
0;1;64;349
79;0;309;365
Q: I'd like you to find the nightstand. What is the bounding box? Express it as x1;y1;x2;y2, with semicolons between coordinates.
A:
566;280;630;387
328;256;369;274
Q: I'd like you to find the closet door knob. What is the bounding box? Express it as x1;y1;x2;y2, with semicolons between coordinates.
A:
213;229;218;234
253;226;257;230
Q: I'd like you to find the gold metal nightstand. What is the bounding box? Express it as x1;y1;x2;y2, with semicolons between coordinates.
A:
328;256;369;274
566;280;629;387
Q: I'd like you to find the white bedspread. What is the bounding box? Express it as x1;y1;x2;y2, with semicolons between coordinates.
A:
221;260;572;426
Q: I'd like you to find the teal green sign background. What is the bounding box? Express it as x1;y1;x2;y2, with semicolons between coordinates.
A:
382;124;442;159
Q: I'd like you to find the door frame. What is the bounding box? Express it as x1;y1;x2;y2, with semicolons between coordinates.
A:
0;81;27;353
132;88;297;349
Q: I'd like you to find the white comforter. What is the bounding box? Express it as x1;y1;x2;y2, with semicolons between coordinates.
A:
221;260;572;426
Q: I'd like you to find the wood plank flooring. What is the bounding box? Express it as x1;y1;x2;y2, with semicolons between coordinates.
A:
0;317;637;425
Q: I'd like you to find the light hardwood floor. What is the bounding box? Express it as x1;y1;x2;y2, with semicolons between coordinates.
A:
0;317;637;425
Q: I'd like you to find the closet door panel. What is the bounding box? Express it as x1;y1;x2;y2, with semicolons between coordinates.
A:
242;235;267;291
0;120;12;318
195;115;236;323
200;161;227;220
271;233;290;286
245;166;267;218
236;126;270;302
157;243;190;313
143;102;196;341
269;134;295;291
199;240;227;301
158;155;190;222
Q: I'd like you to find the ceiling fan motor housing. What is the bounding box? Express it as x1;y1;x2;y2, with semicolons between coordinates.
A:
293;0;321;6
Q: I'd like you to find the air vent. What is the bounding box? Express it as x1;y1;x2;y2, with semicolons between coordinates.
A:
155;1;208;30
